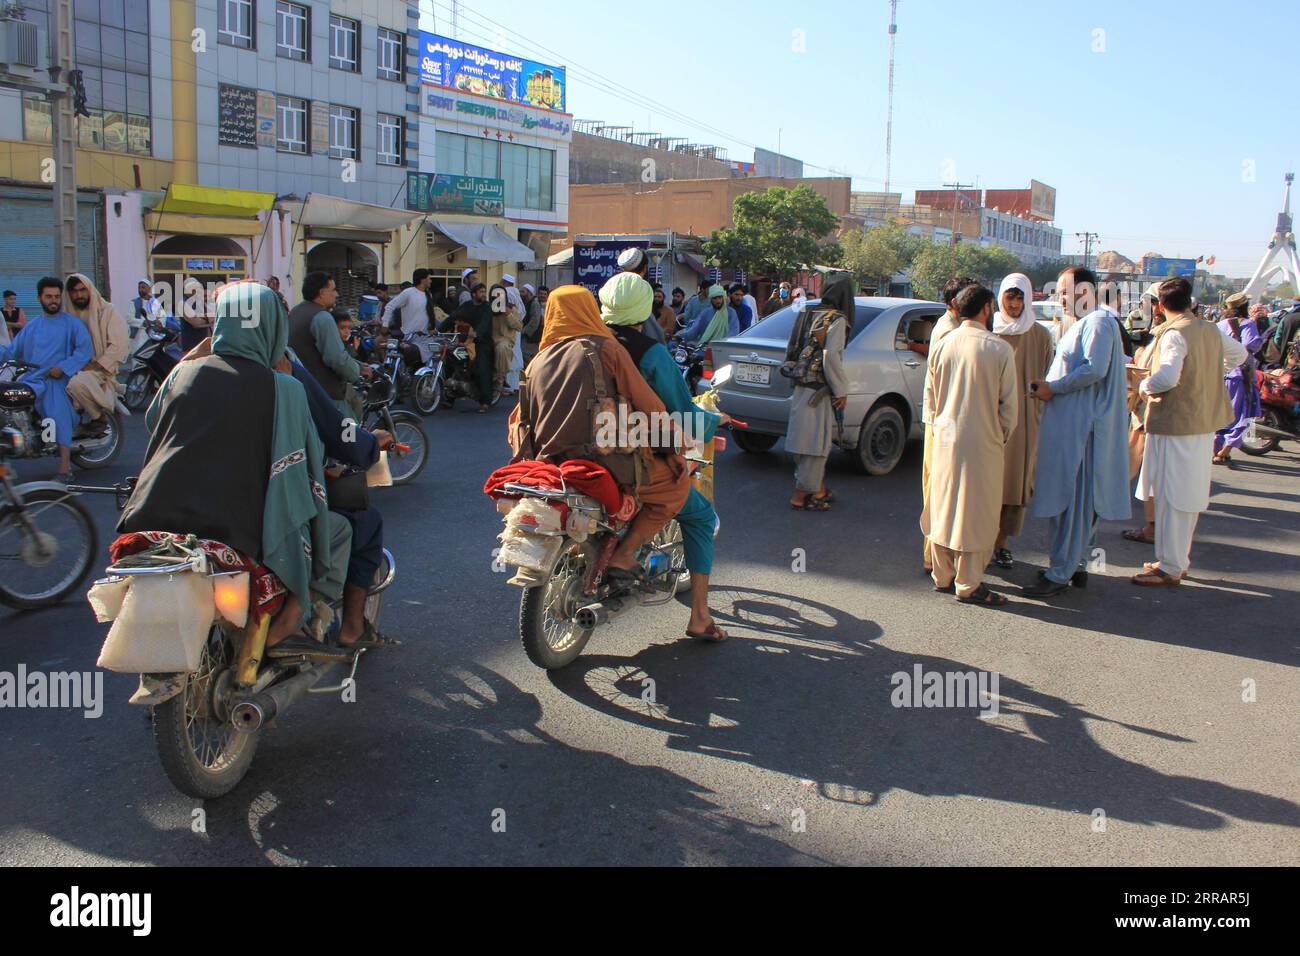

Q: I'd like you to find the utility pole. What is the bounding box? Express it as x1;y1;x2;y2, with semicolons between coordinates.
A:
1075;231;1098;271
944;181;974;278
50;0;77;279
883;0;898;199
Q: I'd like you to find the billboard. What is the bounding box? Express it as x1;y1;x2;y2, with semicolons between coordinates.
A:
1029;180;1056;220
406;173;505;216
1141;257;1197;278
418;33;566;113
573;241;647;295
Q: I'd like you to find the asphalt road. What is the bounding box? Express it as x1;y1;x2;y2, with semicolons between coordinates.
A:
2;400;1298;866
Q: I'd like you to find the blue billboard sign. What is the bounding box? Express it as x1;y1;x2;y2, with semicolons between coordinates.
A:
418;33;566;113
574;242;647;295
1141;257;1197;278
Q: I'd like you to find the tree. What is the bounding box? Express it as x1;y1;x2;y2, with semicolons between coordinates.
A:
1269;281;1296;301
839;221;922;290
1023;257;1073;290
909;242;1024;301
704;185;839;279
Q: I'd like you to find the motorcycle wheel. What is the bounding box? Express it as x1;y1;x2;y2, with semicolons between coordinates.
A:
153;626;258;799
71;412;123;470
519;550;594;670
652;519;691;595
0;488;97;609
123;370;154;412
382;410;428;485
1241;410;1281;456
413;373;443;416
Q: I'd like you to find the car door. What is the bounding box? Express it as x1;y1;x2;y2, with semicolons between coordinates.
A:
893;306;945;423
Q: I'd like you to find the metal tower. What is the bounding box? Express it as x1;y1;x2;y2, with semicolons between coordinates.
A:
884;0;898;199
1243;173;1300;299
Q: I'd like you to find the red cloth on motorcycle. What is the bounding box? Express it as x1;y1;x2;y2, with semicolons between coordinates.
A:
109;531;288;622
483;459;628;516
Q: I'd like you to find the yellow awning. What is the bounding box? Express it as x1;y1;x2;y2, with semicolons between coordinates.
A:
154;183;276;219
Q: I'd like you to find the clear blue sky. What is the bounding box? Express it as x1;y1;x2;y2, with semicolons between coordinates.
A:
420;0;1296;278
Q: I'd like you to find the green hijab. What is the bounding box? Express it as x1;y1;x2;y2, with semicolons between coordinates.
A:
213;283;334;626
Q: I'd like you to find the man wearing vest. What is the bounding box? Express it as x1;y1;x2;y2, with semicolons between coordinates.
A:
288;272;369;417
1132;277;1247;587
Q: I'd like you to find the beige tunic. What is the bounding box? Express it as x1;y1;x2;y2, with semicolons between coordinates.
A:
920;311;961;502
998;322;1054;506
920;324;1018;553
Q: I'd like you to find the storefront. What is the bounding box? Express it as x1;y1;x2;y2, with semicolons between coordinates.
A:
289;194;423;310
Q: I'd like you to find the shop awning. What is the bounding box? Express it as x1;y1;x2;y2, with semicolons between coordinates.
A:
679;252;707;276
294;193;424;233
154;183;276;218
547;246;574;267
430;219;536;265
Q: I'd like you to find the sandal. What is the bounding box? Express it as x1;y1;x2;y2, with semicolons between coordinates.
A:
791;495;832;511
992;548;1014;569
686;622;728;642
1121;527;1155;543
1142;561;1187;581
1131;568;1182;587
342;619;402;649
55;471;76;485
956;584;1008;607
604;564;648;586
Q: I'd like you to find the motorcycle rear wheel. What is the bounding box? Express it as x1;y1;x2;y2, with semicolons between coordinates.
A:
1241;410;1281;456
520;551;593;670
382;411;428;485
153;626;258;799
71;412;123;469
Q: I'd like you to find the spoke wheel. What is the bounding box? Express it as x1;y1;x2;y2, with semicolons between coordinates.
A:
519;550;593;670
0;490;97;609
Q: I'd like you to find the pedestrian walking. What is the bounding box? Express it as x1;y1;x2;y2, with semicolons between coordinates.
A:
1212;292;1264;467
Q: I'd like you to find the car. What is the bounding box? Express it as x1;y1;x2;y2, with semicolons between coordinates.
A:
704;296;946;475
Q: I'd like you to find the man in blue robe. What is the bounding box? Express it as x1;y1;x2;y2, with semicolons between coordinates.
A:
0;277;93;481
1023;267;1131;597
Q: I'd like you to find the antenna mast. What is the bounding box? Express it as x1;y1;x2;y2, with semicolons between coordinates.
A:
884;0;898;200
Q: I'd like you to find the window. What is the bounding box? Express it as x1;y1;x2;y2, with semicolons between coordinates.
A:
66;10;152;155
276;2;309;61
329;104;358;160
376;27;404;81
329;15;359;72
435;131;556;210
277;95;308;153
219;0;255;49
377;113;404;165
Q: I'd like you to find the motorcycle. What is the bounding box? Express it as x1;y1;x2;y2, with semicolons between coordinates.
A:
493;436;724;671
89;536;396;799
671;339;709;396
1;360;124;470
413;330;500;415
122;319;183;412
357;359;429;485
0;425;98;609
1242;365;1300;456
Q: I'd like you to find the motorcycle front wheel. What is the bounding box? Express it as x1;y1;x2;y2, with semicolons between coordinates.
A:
123;370;154;412
0;488;97;609
413;373;443;416
379;410;428;485
519;549;594;670
153;626;258;799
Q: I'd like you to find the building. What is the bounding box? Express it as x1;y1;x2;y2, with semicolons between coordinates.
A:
978;207;1063;266
916;182;1062;266
570;123;733;186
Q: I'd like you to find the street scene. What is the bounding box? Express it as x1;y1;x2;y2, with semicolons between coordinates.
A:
0;0;1297;896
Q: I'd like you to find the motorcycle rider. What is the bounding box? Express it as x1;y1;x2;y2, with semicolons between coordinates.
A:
680;284;739;345
64;273;130;438
288;272;370;417
131;279;167;331
599;271;731;641
442;282;496;412
381;268;437;360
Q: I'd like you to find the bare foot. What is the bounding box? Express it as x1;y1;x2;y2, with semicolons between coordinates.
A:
265;596;303;648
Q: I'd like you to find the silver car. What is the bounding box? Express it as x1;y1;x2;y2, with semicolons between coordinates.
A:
705;296;946;475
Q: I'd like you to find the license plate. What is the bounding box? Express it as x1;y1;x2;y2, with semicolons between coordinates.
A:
735;362;770;386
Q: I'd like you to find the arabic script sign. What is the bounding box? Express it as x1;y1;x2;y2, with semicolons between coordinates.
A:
406;172;506;217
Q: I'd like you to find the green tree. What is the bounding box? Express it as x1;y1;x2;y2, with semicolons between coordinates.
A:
1269;281;1295;300
909;242;1024;301
839;221;922;291
704;185;839;279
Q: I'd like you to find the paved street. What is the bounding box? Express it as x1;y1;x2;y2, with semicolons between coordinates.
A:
2;406;1298;866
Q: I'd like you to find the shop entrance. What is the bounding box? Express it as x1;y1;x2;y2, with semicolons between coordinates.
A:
306;240;380;312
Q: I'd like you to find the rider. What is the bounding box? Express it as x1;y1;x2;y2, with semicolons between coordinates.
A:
679;284;739;345
64;273;130;438
380;268;436;360
442;282;496;412
599;270;731;642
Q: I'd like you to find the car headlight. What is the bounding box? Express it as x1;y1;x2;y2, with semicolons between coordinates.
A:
711;363;734;386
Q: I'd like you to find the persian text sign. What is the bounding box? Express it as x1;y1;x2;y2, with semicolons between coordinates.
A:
418;32;566;114
574;241;647;295
407;172;506;216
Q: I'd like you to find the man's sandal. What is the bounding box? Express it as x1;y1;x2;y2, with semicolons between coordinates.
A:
1122;527;1156;543
956;584;1008;607
686;622;728;642
790;495;832;511
1132;568;1182;586
1139;562;1186;582
343;620;402;649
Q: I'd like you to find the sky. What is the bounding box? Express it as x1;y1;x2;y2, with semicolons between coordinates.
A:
419;0;1297;278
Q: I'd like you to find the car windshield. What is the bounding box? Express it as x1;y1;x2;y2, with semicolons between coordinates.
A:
742;300;885;343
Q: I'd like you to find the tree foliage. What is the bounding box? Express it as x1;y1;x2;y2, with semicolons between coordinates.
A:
837;221;924;289
909;242;1024;301
704;185;839;278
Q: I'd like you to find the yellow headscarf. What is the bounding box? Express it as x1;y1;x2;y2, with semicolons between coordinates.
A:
598;272;654;327
537;285;614;352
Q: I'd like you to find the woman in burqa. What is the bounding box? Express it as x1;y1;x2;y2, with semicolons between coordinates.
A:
784;272;853;510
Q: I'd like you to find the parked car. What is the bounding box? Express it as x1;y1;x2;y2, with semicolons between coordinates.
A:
705;296;945;475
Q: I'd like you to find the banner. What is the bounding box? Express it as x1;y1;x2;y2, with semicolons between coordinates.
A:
1141;257;1197;278
406;172;506;216
418;32;566;113
573;241;647;295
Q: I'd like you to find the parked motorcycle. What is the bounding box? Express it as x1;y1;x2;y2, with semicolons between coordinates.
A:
357;361;428;485
1242;365;1300;456
0;426;98;609
122;320;183;412
1;360;123;470
90;537;396;799
413;331;500;415
493;437;723;671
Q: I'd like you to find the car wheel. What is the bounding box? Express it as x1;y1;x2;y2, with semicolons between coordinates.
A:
855;404;907;476
731;431;778;454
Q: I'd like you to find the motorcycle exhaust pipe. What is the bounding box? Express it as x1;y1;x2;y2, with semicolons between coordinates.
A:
230;664;329;733
574;603;608;630
1251;423;1296;440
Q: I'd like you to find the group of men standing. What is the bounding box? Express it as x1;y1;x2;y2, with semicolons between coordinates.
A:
919;266;1247;604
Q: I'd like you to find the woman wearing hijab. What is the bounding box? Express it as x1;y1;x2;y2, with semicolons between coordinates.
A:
784;273;853;510
510;287;716;634
990;273;1055;567
1212;296;1265;467
64;273;130;430
598;273;731;641
119;282;346;648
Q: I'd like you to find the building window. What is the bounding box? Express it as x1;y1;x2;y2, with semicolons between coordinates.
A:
276;2;309;61
219;0;255;49
277;95;308;153
436;131;555;211
377;113;404;166
329;15;359;72
376;27;404;81
329;104;358;160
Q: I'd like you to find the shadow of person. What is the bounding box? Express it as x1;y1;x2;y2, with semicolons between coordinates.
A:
549;586;1300;833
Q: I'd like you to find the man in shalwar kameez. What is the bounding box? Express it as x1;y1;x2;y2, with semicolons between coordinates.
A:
0;277;93;481
1023;267;1130;598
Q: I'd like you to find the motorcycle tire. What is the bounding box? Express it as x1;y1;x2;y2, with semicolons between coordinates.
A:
383;410;428;486
1240;410;1281;457
123;370;154;412
153;626;259;799
71;411;123;470
413;374;443;416
0;488;97;609
519;550;594;670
